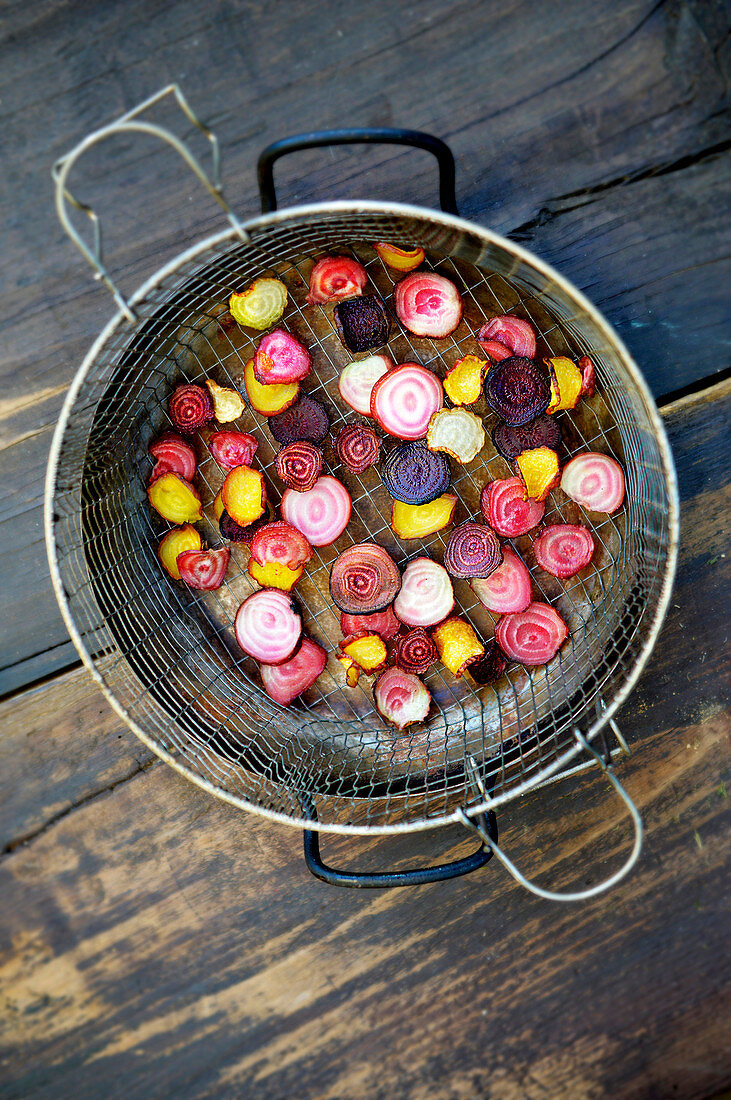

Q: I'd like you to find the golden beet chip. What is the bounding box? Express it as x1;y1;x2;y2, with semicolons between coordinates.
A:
247;559;304;591
221;464;267;526
443;354;487;406
432;617;485;678
158;524;202;579
205;379;246;423
213;490;225;521
229;278;287;330
544;357;583;413
243;358;300;416
340;633;388;673
373;242;425;272
516;446;560;502
148;473;203;524
338;655;361;688
391;494;458;539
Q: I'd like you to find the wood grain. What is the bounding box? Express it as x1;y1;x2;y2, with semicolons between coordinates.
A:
0;379;728;1100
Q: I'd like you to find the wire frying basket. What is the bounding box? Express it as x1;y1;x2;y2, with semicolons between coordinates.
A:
47;88;678;893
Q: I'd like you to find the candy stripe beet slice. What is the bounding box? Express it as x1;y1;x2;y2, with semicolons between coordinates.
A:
371;363;443;439
394;272;463;337
533;524;595;578
329;543;401;614
381;440;451;505
307;256;368;304
334;424;381;474
478;339;512;363
268;395;330;446
338;354;392;415
394;558;454;627
395;628;438;676
176;547;230;590
485;356;551;426
169;384;214;433
477;315;537;358
340;606;401;641
250;520;313;570
561;452;625;513
208;430;258;470
235;589;302;664
495;602;568;667
374;667;431;730
149;433;197;482
443;522;502;579
260;637;328;705
492;415;562;461
281;476;352;546
274;441;323;492
482;477;544;537
254;329;312;385
471;547;532;613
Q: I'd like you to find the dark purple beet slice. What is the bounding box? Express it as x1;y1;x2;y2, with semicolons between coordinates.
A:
484;356;551;427
443;522;502;579
468;639;507;684
333;295;390;353
380;440;451;505
268;395;330;445
492;414;562;460
219;509;267;543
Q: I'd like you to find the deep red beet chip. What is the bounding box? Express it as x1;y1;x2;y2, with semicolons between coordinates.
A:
274;441;323;492
169;384;214;433
395;628;438;676
443;522;502;580
268;395;330;446
329;543;402;614
492;415;562;461
333;295;390;353
334;424;381;474
219;510;267;543
467;639;507;684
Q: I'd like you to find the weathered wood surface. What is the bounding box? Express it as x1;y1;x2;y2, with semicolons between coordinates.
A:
1;0;729;693
0;380;728;1100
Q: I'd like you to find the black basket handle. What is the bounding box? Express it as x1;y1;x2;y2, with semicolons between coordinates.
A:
257;127;458;215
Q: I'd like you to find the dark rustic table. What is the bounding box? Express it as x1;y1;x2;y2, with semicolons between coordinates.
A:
1;2;729;1097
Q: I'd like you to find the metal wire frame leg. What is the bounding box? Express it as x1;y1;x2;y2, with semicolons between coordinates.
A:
457;730;643;902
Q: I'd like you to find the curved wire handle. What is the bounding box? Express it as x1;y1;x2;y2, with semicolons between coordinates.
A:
52;84;249;322
457;730;643;902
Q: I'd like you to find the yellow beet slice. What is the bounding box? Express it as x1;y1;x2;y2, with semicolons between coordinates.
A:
205;379;246;423
229;278;287;330
545;357;583;413
374;243;425;272
247;559;304;591
221;464;267;526
338;655;361;688
433;617;484;678
340;633;388;673
391;494;458;539
148;473;203;524
516;446;560;502
213;490;225;521
443;354;487;405
158;524;202;579
243;358;299;416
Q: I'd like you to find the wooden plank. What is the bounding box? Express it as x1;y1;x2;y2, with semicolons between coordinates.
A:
0;380;728;1099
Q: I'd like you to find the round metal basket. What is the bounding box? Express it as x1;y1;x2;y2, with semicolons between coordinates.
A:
46;87;678;894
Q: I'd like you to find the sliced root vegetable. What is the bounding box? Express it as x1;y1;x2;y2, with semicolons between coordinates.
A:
254;329;312;385
219;509;267;543
516;446;561;502
467;639;507;685
578;355;596;397
158;524;201;579
394;557;454;627
329;543;401;614
484;356;551;426
381;440;450;504
261;637;327;704
281;475;352;546
533;524;595;578
477;315;537;358
334;424;381;474
209;430;258;470
482;477;544;537
478;339;512;363
338;354;392;415
394;272;463;338
561;452;625;513
248;559;304;591
177;547;230;590
492;414;561;461
340;606;401;642
235;589;302;663
149;433;197;482
338;655;361;689
374;667;431;730
148;473;203;524
443;354;488;405
340;633;388;673
334;295;390;353
274;441;323;492
243;358;300;415
169;384;214;433
395;628;437;676
307;256;367;304
205;379;246;422
471;547;532;614
268;394;330;446
426;407;485;464
544;356;583;413
250;520;313;569
229;277;287;330
371;363;444;439
444;522;502;579
391;493;457;539
213;491;225;521
495;602;568;666
220;465;267;526
433;617;484;677
374;242;425;271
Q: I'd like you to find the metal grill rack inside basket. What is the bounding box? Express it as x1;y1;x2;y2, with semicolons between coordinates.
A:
49;206;675;834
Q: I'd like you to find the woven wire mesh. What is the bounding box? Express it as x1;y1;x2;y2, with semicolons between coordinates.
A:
49;206;675;832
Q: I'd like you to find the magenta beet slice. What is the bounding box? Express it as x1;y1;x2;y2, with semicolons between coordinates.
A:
394;272;463;338
329;543;401;614
169;384;214;433
340;606;400;642
467;639;507;684
471;547;532;613
578;355;596;397
381;440;450;504
281;476;352;546
250;520;313;569
394;558;454;628
254;329;312;385
208;430;258;470
394;628;437;676
374;667;431;730
477;315;537;358
443;522;502;580
482;477;544;537
485;356;551;426
149;432;197;482
235;589;302;664
495;602;568;667
274;441;323;492
334;424;381;474
260;637;327;705
268;395;330;445
492;415;562;461
333;295;390;353
478;339;512;363
307;256;368;305
560;452;625;513
371;363;444;439
176;547;230;590
533;524;595;578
